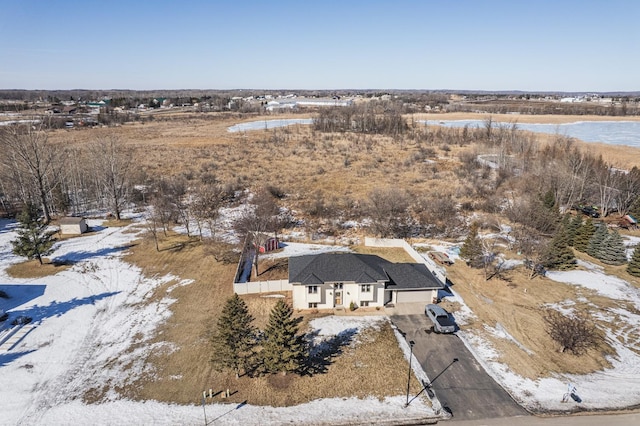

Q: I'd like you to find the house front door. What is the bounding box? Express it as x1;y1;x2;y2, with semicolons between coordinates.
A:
334;291;342;306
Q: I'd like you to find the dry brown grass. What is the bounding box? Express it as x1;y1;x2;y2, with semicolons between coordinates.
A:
6;259;71;278
46;111;640;403
113;231;421;407
352;245;416;263
101;218;134;228
446;257;617;380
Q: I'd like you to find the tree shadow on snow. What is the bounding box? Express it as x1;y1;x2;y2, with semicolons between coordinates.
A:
0;284;47;312
9;291;121;325
53;244;136;264
0;350;35;367
0;219;18;236
304;327;358;375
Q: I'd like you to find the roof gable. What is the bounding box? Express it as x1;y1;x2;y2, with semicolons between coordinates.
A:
289;253;389;284
289;252;444;290
384;263;443;290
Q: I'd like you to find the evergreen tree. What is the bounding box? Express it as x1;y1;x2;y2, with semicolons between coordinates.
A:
587;224;609;260
460;222;483;268
574;217;595;253
543;228;576;270
542;189;556;210
210;294;257;378
599;230;628;265
627;246;640;277
566;215;583;247
11;203;56;265
261;300;306;375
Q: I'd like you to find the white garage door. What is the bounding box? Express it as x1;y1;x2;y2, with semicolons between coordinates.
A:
395;290;434;304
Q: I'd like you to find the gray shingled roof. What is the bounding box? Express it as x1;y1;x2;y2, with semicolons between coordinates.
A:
289;253;389;284
384;263;443;290
59;217;85;225
288;252;443;290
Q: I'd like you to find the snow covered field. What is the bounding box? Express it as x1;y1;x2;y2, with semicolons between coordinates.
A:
0;218;436;425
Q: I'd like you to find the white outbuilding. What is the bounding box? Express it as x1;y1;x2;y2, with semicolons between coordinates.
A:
59;217;88;235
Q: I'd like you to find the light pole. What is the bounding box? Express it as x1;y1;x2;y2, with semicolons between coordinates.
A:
405;340;415;407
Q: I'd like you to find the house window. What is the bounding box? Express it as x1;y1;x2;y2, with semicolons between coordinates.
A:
361;301;369;307
334;283;343;289
361;284;371;292
308;303;318;309
308;286;318;294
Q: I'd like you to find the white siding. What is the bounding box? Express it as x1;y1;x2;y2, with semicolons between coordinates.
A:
292;282;386;310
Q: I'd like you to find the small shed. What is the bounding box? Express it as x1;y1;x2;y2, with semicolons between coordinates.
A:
257;236;280;253
59;217;88;235
620;214;638;229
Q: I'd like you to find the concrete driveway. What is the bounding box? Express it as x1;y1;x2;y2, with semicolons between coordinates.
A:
390;308;528;421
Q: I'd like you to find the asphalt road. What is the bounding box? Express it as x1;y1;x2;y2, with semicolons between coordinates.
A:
391;313;528;421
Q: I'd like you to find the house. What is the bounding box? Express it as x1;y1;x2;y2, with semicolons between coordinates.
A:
59;217;88;235
289;253;443;310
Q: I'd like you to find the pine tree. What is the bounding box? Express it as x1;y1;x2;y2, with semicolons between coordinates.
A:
627;246;640;277
210;294;257;378
11;203;56;265
574;217;595;253
543;228;576;270
587;224;609;260
566;215;583;247
261;300;306;375
542;189;556;210
599;230;628;265
460;222;483;268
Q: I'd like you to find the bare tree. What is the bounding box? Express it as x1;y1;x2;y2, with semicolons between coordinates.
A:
90;136;131;220
0;124;65;222
543;309;600;355
192;182;225;240
235;189;282;277
367;188;411;237
513;226;548;279
591;158;620;217
144;208;160;252
613;166;640;216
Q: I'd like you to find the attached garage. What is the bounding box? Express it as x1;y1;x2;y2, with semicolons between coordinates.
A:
394;289;437;304
384;263;442;306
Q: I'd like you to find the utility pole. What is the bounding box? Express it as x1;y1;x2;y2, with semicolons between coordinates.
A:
405;340;415;407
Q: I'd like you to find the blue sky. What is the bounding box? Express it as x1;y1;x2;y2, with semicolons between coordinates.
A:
0;0;638;91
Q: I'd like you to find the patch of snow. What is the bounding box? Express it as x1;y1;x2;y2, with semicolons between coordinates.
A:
546;261;640;309
262;242;351;260
227;118;313;133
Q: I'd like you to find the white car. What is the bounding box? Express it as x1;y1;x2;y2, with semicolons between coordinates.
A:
425;304;456;334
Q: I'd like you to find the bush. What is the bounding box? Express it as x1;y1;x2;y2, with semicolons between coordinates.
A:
543;310;600;355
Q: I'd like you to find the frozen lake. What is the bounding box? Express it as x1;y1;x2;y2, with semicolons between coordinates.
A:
228;117;640;148
421;120;640;148
227;118;313;133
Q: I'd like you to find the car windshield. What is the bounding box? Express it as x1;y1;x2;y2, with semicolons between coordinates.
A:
436;315;455;327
